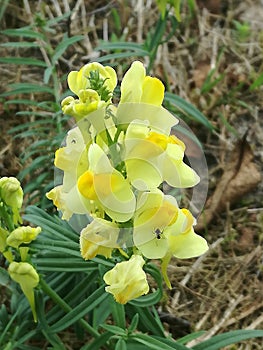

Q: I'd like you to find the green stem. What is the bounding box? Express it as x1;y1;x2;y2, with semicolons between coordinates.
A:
0;202;15;232
39;278;100;338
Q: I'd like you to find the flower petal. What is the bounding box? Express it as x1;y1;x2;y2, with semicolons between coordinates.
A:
103;255;149;304
120;61;146;103
168;227;208;259
141;76;164;105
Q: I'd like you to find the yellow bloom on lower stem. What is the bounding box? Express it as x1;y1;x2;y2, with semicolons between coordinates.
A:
103;255;149;304
80;218;119;260
8;261;39;322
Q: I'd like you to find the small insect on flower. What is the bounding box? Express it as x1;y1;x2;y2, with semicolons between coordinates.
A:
153;228;163;240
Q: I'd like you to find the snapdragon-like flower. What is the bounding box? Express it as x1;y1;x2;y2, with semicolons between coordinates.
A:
116;61;177;133
46;127;91;220
8;261;39;322
133;190;208;263
103;255;149;304
80;218;119;260
61;62;117;121
133;190;178;259
120;61;164;105
124;120;200;190
77;144;136;222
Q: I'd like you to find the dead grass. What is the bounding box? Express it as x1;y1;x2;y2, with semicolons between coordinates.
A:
1;0;263;349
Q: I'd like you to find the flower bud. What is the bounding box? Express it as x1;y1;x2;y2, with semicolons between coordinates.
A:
8;261;39;322
7;226;41;249
0;177;23;224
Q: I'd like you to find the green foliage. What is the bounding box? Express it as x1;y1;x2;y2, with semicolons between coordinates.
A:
1;205;262;349
0;12;83;208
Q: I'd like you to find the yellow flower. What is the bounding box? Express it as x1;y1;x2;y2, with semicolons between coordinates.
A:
46;127;91;220
0;176;23;224
6;226;41;249
120;61;164;105
124;120;199;190
68;62;117;97
80;218;119;260
8;262;39;322
133;190;178;259
77;144;136;222
103;255;149;304
161;208;208;288
116;61;177;133
61;62;117;121
133;190;208;269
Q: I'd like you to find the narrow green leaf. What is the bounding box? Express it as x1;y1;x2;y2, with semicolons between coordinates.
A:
35;292;67;350
1;28;45;39
100;324;126;336
44;66;53;84
1;83;53;96
0;41;39;48
96;41;148;55
51;285;108;332
177;331;206;344
192;330;263;350
128;313;139;333
0;57;47;67
80;331;112;350
164;92;213;130
52;35;84;63
126;305;164;337
131;333;189;350
111;299;126;329
95;51;148;63
116;338;127;350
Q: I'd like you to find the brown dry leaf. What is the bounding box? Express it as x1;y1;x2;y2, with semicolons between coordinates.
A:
196;137;262;231
192;61;211;88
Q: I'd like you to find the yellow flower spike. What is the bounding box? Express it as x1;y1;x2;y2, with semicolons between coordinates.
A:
80;218;119;260
8;262;39;322
0;176;23;224
103;255;149;304
6;226;41;249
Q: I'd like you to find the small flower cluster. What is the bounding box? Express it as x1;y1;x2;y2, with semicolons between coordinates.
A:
0;177;41;321
47;61;208;304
